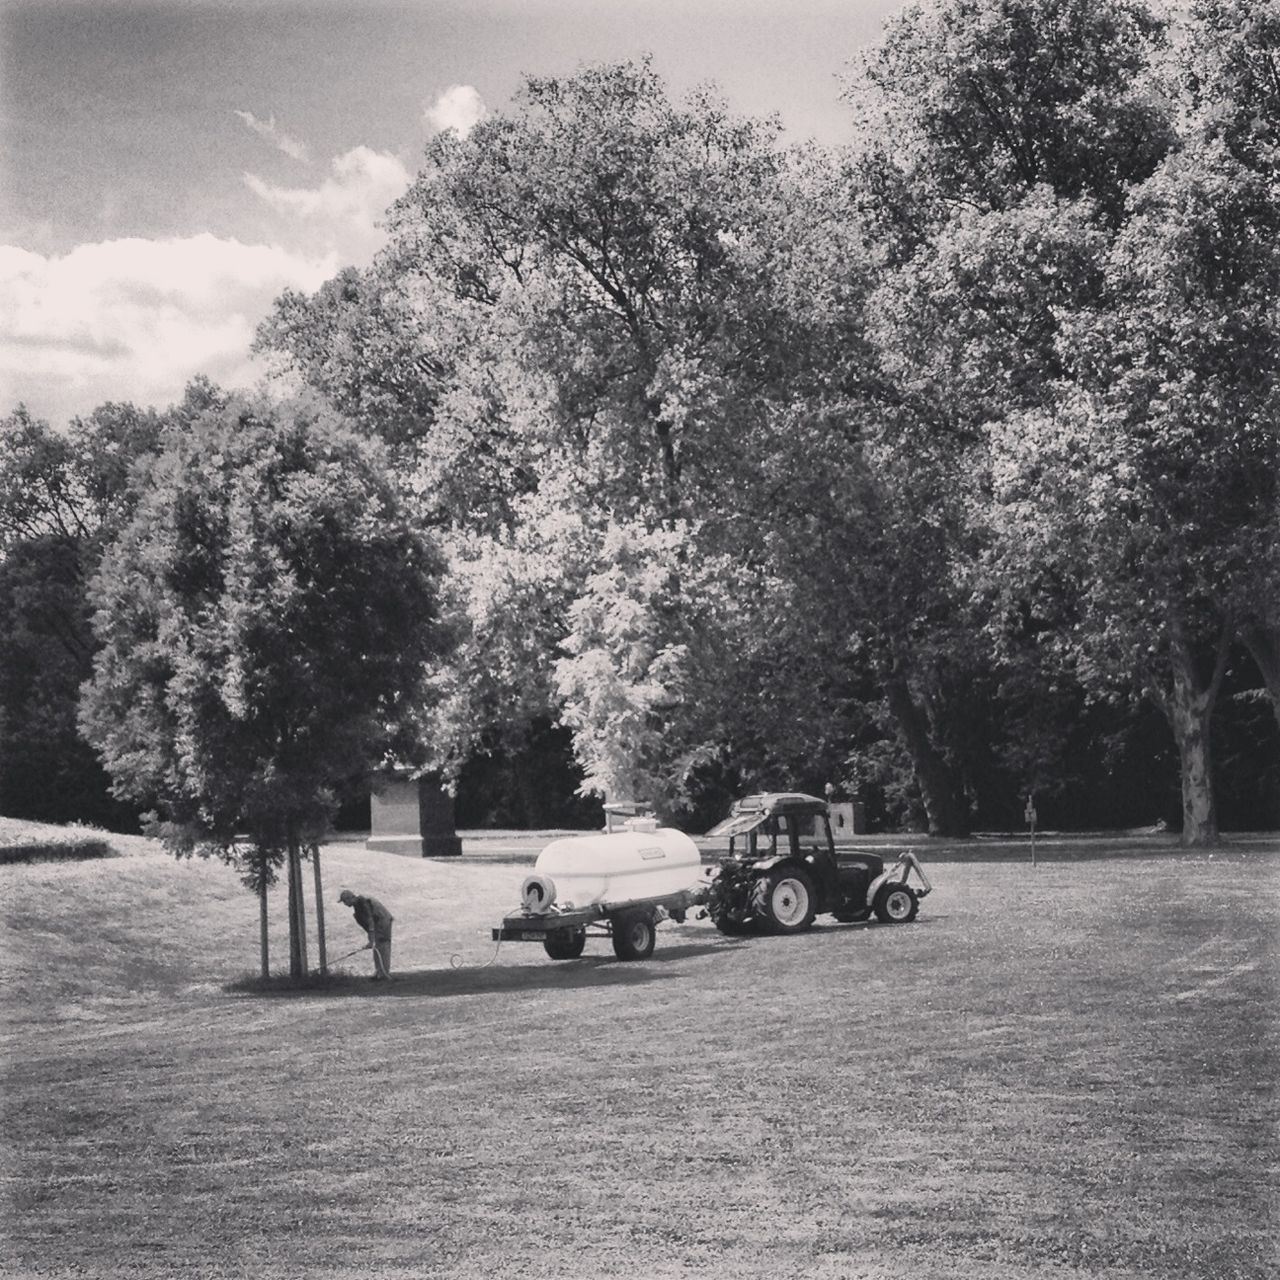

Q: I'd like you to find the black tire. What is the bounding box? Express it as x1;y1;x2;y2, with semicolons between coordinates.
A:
611;911;656;960
753;866;817;934
710;912;755;936
543;927;587;960
873;882;919;924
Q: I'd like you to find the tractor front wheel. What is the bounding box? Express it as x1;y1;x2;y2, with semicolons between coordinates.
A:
753;867;817;934
873;883;919;924
611;912;657;960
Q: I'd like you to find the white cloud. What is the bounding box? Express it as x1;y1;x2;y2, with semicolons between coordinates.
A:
233;109;311;163
0;235;337;425
243;146;411;265
424;85;487;138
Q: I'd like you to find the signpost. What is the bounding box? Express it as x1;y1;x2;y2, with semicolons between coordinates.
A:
1025;795;1038;867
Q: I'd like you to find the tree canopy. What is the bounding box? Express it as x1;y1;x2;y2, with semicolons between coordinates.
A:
79;394;451;973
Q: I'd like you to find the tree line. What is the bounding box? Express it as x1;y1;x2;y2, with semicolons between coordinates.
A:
2;1;1277;964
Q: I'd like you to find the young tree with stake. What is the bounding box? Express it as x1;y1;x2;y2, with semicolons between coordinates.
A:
80;394;449;979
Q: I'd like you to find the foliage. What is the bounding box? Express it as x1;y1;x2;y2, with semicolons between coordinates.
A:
849;0;1174;225
356;59;869;808
846;0;1277;842
253;267;448;452
79;394;451;900
0;401;174;827
553;521;724;813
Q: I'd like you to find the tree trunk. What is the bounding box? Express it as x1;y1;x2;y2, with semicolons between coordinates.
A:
286;836;309;979
1175;715;1217;847
311;843;327;975
1158;612;1230;849
258;875;269;980
883;666;971;837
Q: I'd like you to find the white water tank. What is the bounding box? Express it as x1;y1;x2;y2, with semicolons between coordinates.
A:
529;828;703;909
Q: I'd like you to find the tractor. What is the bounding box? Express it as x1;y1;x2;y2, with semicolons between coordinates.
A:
705;792;932;935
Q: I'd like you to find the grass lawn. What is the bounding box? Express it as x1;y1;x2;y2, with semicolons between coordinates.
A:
1;821;1277;1279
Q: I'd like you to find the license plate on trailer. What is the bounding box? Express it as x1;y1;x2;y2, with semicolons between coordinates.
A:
492;926;549;941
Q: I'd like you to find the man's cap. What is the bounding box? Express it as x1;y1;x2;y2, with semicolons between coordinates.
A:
338;889;356;904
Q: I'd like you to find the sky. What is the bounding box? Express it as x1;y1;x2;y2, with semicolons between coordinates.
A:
0;0;901;427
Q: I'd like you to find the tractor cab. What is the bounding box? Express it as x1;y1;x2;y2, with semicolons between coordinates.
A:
709;792;867;890
709;792;834;857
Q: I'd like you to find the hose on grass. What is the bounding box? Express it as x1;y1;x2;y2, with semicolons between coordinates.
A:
333;937;504;974
451;935;504;969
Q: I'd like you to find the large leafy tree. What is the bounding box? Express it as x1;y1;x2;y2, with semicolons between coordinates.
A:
254;267;448;453
851;0;1174;231
384;58;796;519
260;60;872;814
1031;140;1278;844
1181;0;1280;729
0;400;171;825
80;394;450;977
976;1;1280;843
840;0;1180;833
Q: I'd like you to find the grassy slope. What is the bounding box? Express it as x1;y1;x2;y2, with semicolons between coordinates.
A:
1;824;1277;1280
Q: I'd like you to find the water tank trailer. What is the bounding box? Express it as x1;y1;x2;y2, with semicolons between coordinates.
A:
490;819;712;960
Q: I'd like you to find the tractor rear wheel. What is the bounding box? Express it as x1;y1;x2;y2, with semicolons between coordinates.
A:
874;883;919;924
753;867;817;934
611;912;656;960
543;927;587;960
710;912;754;936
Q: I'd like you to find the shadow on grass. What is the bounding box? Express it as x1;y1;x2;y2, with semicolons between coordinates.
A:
0;840;117;865
225;938;742;1001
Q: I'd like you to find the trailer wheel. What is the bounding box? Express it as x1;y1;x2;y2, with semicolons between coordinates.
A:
611;912;656;960
543;927;587;960
874;883;919;924
753;867;817;934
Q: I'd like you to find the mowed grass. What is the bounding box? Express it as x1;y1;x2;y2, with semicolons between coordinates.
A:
1;824;1277;1280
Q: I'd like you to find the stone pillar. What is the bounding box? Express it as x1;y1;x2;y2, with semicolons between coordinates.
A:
418;775;463;857
367;773;462;858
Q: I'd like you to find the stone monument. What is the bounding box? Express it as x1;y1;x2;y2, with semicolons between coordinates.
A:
367;771;463;858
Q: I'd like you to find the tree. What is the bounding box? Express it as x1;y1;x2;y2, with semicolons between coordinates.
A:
1182;0;1280;730
80;394;450;978
974;0;1280;844
838;0;1280;835
831;0;1171;832
1058;141;1278;843
263;60;862;808
0;401;169;826
384;59;795;520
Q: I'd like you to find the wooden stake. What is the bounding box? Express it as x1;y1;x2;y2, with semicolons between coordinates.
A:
312;843;327;974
